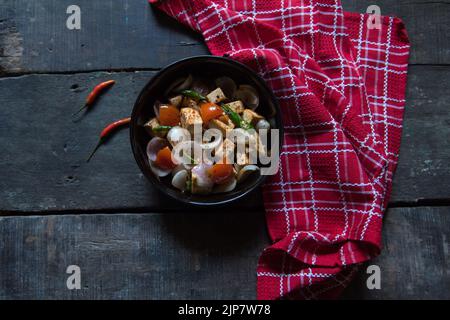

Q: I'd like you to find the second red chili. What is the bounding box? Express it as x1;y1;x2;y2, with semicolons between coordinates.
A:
87;117;131;162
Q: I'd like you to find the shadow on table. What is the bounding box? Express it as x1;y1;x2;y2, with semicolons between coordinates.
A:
150;5;206;45
159;203;270;257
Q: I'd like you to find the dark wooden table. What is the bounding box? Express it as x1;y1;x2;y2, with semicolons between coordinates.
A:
0;0;449;299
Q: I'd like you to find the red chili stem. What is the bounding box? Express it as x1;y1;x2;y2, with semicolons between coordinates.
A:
73;80;116;117
86;139;104;163
86;117;131;162
72;103;89;117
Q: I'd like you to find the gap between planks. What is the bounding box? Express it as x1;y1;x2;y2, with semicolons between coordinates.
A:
1;199;450;217
1;63;450;79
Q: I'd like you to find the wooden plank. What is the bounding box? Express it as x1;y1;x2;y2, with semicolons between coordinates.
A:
0;206;448;299
343;0;450;65
0;211;268;299
0;70;263;212
0;0;448;75
0;0;208;74
390;65;450;203
343;206;450;299
0;65;449;213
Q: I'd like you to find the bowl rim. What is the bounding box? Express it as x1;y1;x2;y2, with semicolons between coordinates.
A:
130;55;283;206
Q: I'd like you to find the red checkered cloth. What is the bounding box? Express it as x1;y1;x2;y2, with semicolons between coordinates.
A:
149;0;410;299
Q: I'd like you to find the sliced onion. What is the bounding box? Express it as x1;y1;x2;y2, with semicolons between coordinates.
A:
149;160;172;177
146;137;169;162
165;74;193;96
191;163;214;194
168;95;183;108
231;128;258;147
153;100;161;118
237;165;260;183
215;76;236;99
256;119;270;130
171;164;186;176
234;85;259;110
190;78;211;96
202;130;223;151
269;118;277;129
213;177;237;193
167;126;191;147
172;170;189;191
172;140;203;168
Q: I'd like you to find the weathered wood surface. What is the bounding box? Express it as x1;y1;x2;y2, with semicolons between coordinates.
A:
0;0;449;301
0;206;448;299
0;0;448;75
0;71;262;213
0;66;449;213
343;206;450;299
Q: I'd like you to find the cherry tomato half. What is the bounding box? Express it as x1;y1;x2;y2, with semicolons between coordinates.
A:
200;102;223;123
207;164;234;184
158;104;180;126
155;146;177;170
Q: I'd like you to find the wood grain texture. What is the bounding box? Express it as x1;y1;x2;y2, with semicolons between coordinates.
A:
0;70;263;212
343;206;450;299
0;66;448;213
343;0;450;65
0;0;448;75
0;206;448;299
0;0;207;74
390;65;450;203
0;0;447;301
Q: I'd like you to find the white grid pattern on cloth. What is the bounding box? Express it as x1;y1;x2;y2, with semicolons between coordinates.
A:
151;0;410;299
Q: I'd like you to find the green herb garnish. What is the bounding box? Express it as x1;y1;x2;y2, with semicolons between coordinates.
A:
152;125;173;132
221;104;254;130
181;89;207;101
185;179;192;193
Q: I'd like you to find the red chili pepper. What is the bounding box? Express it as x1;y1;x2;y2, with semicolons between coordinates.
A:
73;80;116;116
86;117;131;162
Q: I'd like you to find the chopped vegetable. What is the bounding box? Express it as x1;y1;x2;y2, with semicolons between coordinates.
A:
243;109;264;125
186;178;192;193
144;118;167;138
152;125;173;132
154;146;177;170
208;117;234;136
200;102;223;123
234;85;259;110
142;74;270;195
226;100;245;114
181;96;199;110
172;170;189;191
169;95;183;107
221;104;254;130
180;107;203;135
181;89;207;101
158;105;180;126
206;87;227;104
207;164;234;184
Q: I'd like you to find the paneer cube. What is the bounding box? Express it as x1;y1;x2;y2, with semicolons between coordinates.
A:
208;115;235;136
180;107;203;135
206;87;227;104
217;138;235;164
181;96;199;110
144;117;168;138
242;109;264;125
227;100;245;114
236;151;250;166
169;95;183;108
191;173;213;194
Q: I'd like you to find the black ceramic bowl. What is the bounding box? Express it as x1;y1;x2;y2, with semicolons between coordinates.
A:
130;55;282;206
